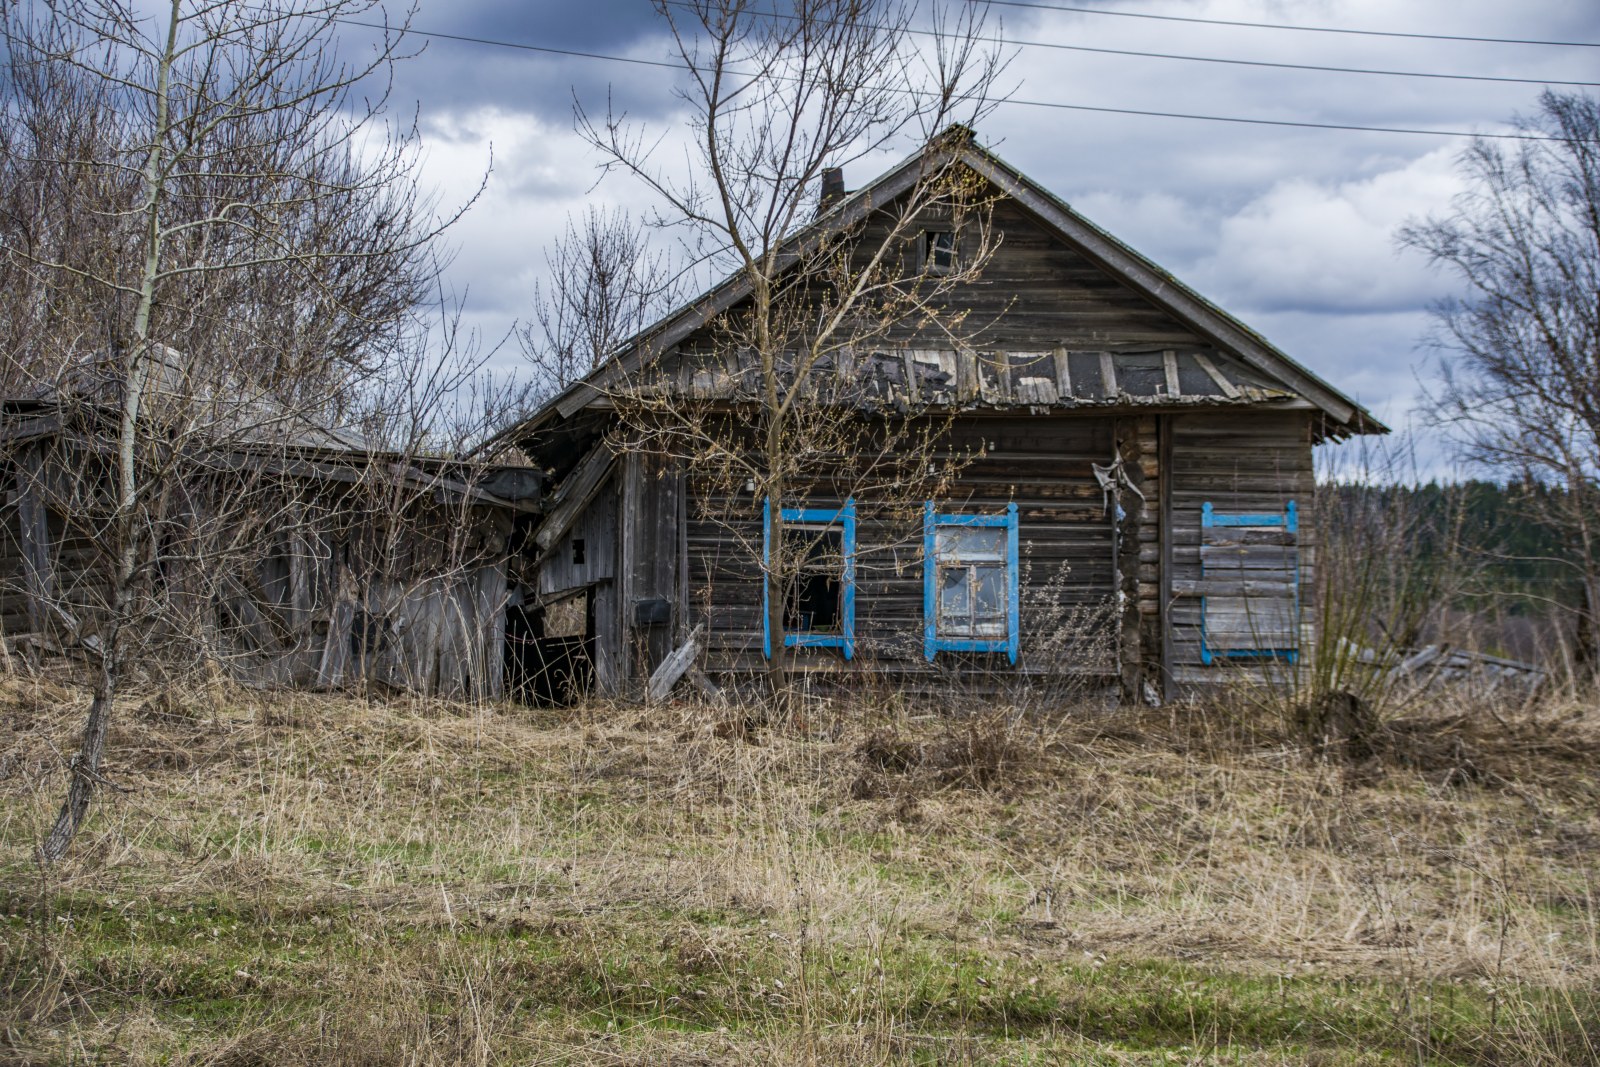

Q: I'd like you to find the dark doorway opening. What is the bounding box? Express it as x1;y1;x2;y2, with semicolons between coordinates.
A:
505;598;594;705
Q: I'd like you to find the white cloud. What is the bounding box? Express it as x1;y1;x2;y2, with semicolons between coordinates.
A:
1194;147;1464;312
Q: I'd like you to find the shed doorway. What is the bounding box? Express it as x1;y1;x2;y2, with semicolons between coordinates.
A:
505;588;594;705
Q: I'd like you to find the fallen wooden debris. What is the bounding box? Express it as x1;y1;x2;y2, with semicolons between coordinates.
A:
647;622;705;702
1336;639;1546;693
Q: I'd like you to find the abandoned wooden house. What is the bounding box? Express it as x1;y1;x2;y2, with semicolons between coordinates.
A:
0;351;543;698
502;130;1385;704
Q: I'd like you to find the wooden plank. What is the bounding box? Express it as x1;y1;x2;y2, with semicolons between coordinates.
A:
1052;346;1072;400
1200;544;1297;569
1099;351;1118;397
533;442;615;554
1163;350;1181;397
1192;352;1241;399
1173;579;1295;597
899;350;922;404
592;581;621;695
13;445;56;636
316;599;355;688
647;622;704;702
1202;528;1297;546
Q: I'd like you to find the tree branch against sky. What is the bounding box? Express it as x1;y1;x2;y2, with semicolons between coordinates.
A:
566;0;1008;695
1399;90;1600;671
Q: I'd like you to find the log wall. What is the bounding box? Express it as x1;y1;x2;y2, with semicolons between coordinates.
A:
1165;410;1316;691
680;414;1124;696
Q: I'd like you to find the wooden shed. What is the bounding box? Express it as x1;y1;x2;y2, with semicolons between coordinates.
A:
0;354;543;698
504;133;1384;703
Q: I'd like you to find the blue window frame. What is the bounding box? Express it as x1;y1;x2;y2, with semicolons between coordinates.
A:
762;498;856;660
924;501;1020;664
1199;500;1299;665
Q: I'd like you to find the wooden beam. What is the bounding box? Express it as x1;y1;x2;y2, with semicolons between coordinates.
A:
1192;352;1241;399
1163;350;1181;397
1052;346;1073;400
647;622;705;702
533;442;615;554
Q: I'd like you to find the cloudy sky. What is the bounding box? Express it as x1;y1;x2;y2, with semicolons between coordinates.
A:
351;0;1598;467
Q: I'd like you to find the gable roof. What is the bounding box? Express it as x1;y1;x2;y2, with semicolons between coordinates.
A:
507;129;1386;449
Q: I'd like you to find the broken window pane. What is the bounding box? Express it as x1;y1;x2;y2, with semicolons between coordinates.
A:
925;229;957;273
938;562;1007;638
936;526;1004;561
783;526;842;633
939;566;970;620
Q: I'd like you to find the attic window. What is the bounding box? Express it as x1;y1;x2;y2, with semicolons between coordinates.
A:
572;538;586;566
924;229;957;274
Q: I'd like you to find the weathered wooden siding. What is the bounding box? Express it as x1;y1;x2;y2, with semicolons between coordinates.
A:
1165;411;1316;691
863;198;1208;349
619;451;682;692
0;443;516;700
537;477;616;598
683;415;1125;693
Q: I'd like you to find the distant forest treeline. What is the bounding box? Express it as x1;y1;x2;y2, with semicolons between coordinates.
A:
1325;480;1583;590
1321;479;1592;663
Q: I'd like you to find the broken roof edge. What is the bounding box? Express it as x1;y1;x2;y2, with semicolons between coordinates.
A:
494;128;1387;450
955;147;1389;438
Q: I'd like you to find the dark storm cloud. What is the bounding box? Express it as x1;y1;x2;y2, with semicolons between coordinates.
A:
339;0;684;120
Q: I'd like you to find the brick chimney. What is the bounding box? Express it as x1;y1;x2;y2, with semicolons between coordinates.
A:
818;166;845;215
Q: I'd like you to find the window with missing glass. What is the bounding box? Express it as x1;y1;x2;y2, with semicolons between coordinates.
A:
924;502;1019;663
924;229;957;274
763;498;856;659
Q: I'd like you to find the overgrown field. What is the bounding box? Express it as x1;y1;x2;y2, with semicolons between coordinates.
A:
1;675;1597;1065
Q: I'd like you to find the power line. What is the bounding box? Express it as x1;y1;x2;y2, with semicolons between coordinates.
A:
342;20;686;71
976;0;1600;49
975;34;1599;87
657;0;1600;88
335;19;1575;142
995;95;1561;139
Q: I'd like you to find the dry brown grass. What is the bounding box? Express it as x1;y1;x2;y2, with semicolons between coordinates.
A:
0;668;1596;1064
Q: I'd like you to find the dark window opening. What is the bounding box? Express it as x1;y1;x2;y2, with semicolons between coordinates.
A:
925;229;957;273
572;537;586;566
783;526;842;634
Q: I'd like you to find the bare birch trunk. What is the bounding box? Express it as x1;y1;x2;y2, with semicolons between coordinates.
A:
39;0;177;863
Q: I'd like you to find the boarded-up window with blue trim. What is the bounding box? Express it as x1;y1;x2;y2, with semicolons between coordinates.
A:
1200;501;1299;664
923;502;1020;664
763;499;856;660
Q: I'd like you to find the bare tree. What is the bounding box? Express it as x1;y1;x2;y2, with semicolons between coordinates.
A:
519;206;688;398
0;0;475;860
575;0;1006;694
1399;90;1600;676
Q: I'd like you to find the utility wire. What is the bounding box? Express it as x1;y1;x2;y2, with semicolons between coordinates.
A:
658;0;1600;87
975;0;1600;49
937;34;1599;87
335;19;1576;141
